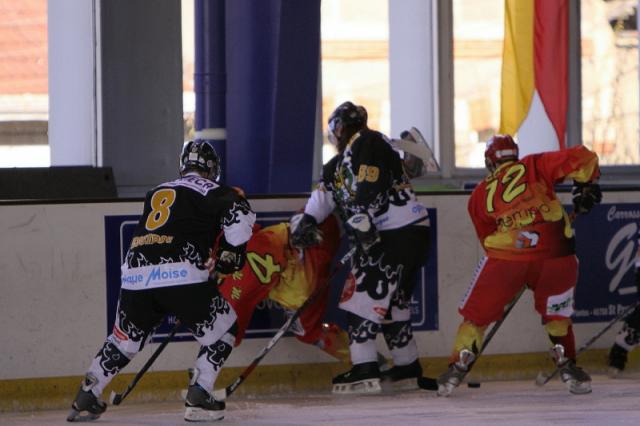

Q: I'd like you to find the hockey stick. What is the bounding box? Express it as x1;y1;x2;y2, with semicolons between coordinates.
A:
535;299;640;386
109;320;181;405
213;245;358;401
480;285;527;354
437;285;526;396
391;127;440;173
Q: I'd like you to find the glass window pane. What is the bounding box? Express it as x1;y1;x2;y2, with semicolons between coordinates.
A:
453;0;504;168
181;0;195;141
581;0;639;165
0;1;49;167
321;0;389;163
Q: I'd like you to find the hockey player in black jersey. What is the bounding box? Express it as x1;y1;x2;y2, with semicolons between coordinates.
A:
608;264;640;375
290;101;432;394
67;140;255;422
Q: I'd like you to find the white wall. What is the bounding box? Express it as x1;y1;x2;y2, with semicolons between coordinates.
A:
0;192;634;380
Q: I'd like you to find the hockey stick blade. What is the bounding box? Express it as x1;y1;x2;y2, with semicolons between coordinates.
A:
212;387;227;401
535;371;554;387
108;390;120;405
392;127;440;173
66;409;103;422
417;376;438;391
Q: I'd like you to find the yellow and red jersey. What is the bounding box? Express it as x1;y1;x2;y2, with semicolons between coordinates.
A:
219;215;341;344
468;145;599;261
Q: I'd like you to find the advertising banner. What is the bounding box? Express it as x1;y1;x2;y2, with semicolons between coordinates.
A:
573;203;639;323
104;206;439;341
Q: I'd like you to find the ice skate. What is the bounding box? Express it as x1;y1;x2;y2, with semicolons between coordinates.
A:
550;344;592;395
381;359;423;391
437;349;476;397
332;361;381;394
608;343;628;377
66;373;107;422
184;384;225;422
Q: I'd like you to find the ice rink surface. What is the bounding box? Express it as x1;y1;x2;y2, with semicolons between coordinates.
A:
2;375;639;426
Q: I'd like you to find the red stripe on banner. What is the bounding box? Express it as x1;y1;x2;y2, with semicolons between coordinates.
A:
534;0;568;149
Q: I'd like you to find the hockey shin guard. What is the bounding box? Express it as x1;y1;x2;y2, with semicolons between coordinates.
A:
194;332;235;392
450;321;486;364
545;319;576;360
614;321;640;351
382;320;418;366
86;341;132;397
347;312;381;365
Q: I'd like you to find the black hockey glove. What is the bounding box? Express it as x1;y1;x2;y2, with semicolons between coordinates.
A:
572;181;602;214
212;238;247;276
345;212;380;254
290;213;323;249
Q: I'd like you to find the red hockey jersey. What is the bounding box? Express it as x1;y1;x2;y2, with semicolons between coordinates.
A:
468;145;600;261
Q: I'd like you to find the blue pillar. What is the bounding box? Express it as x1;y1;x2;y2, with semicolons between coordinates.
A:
225;0;321;194
194;0;227;181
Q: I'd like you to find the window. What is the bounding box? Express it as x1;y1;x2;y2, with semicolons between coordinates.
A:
581;0;639;165
320;0;390;163
0;0;49;167
181;0;196;142
452;0;504;169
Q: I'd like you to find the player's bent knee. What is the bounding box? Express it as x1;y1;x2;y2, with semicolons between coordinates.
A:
107;334;141;358
544;318;571;337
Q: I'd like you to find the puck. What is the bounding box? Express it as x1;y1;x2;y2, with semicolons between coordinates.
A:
467;382;481;388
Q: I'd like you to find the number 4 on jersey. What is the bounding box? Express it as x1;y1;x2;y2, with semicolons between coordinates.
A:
246;252;282;285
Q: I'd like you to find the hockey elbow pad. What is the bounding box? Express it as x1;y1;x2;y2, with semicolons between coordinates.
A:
290;213;323;249
214;238;247;275
346;212;380;253
572;181;602;214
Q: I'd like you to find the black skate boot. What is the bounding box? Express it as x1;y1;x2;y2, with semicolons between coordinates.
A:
437;349;476;397
550;344;592;395
67;373;107;422
184;383;225;422
332;361;381;394
608;343;628;377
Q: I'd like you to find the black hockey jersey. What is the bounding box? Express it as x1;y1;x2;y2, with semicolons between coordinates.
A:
121;173;255;290
305;129;429;230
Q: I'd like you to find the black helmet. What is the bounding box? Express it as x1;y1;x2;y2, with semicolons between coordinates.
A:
328;101;368;151
179;140;221;181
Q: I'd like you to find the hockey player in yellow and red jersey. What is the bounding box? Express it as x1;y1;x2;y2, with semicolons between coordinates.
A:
218;213;351;364
437;134;601;397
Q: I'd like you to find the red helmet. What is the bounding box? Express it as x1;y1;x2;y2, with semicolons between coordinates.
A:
484;134;518;172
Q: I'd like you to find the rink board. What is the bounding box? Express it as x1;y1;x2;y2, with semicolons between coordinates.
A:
1;191;639;384
103;208;438;343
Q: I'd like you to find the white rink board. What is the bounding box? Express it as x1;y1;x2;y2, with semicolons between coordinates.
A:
0;191;635;380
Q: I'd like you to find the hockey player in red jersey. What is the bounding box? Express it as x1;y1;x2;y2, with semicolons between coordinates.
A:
437;134;601;396
218;213;350;364
290;101;432;394
68;140;255;422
